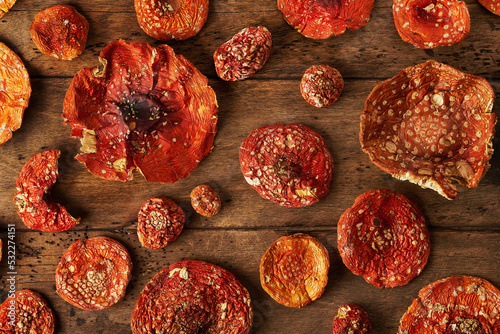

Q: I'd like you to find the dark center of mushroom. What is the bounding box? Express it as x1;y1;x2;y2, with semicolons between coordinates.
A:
119;95;167;132
411;0;450;24
274;157;300;180
446;317;486;334
173;303;213;333
372;217;381;226
156;0;181;16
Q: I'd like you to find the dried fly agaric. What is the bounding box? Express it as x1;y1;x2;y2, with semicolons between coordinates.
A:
393;0;470;48
360;60;496;200
0;0;16;18
478;0;500;15
30;5;89;60
63;40;218;183
239;124;333;208
0;290;55;333
135;0;208;41
214;26;272;81
56;236;132;310
190;184;221;217
398;275;500;333
333;304;372;334
278;0;375;39
0;42;31;145
260;233;330;308
301;65;344;108
13;150;80;232
337;189;430;288
137;196;185;249
131;260;253;333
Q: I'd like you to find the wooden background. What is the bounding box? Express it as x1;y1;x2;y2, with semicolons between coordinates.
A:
1;0;500;333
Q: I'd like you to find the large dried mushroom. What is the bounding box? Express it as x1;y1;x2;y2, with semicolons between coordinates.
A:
360;60;496;199
63;40;218;183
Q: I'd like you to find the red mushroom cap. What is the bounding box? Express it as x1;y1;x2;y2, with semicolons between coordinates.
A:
278;0;375;39
134;0;208;41
360;60;496;200
239;124;334;208
393;0;470;48
300;65;344;108
478;0;500;15
13;149;80;232
332;304;372;334
398;275;500;333
63;40;218;183
131;260;253;333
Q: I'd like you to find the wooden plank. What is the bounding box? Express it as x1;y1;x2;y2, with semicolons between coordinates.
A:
1;229;499;333
1;3;500;79
0;78;498;231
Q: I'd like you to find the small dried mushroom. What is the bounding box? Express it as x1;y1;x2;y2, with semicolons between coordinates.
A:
240;124;334;208
131;260;253;333
190;185;221;217
260;233;330;308
137;196;185;249
278;0;375;39
135;0;208;41
30;4;89;60
56;237;133;310
301;65;344;107
13;149;80;232
393;0;470;48
337;189;430;288
0;290;55;333
214;26;272;81
0;42;31;145
63;40;218;183
360;60;496;200
398;275;500;333
332;304;372;334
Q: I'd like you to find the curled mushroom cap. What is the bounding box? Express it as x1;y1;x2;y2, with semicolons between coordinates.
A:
278;0;375;39
0;42;31;145
398;275;500;333
393;0;470;48
131;260;253;333
63;40;218;183
360;60;496;200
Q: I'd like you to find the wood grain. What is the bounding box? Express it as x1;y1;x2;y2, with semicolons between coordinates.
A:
0;0;499;333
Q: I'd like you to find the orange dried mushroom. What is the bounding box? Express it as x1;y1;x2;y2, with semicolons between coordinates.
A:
260;233;329;308
0;42;31;145
56;237;133;310
135;0;208;41
393;0;470;48
190;185;221;217
0;290;55;333
0;0;16;18
30;5;89;60
63;40;218;183
360;60;496;199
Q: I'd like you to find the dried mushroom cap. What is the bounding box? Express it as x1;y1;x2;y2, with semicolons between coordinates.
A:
0;0;16;18
56;237;133;310
333;304;372;334
135;0;208;41
0;42;31;145
63;40;218;183
393;0;470;48
337;189;430;288
30;4;89;60
137;196;185;249
239;124;334;208
0;290;55;333
214;26;272;81
13;149;80;232
260;233;330;308
131;260;253;333
478;0;500;15
190;185;221;217
278;0;375;39
301;65;344;108
398;275;500;333
360;60;496;200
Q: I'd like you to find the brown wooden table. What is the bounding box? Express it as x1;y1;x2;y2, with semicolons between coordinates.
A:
1;0;499;332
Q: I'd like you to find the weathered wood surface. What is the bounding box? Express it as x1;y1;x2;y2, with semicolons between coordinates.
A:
0;0;499;333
